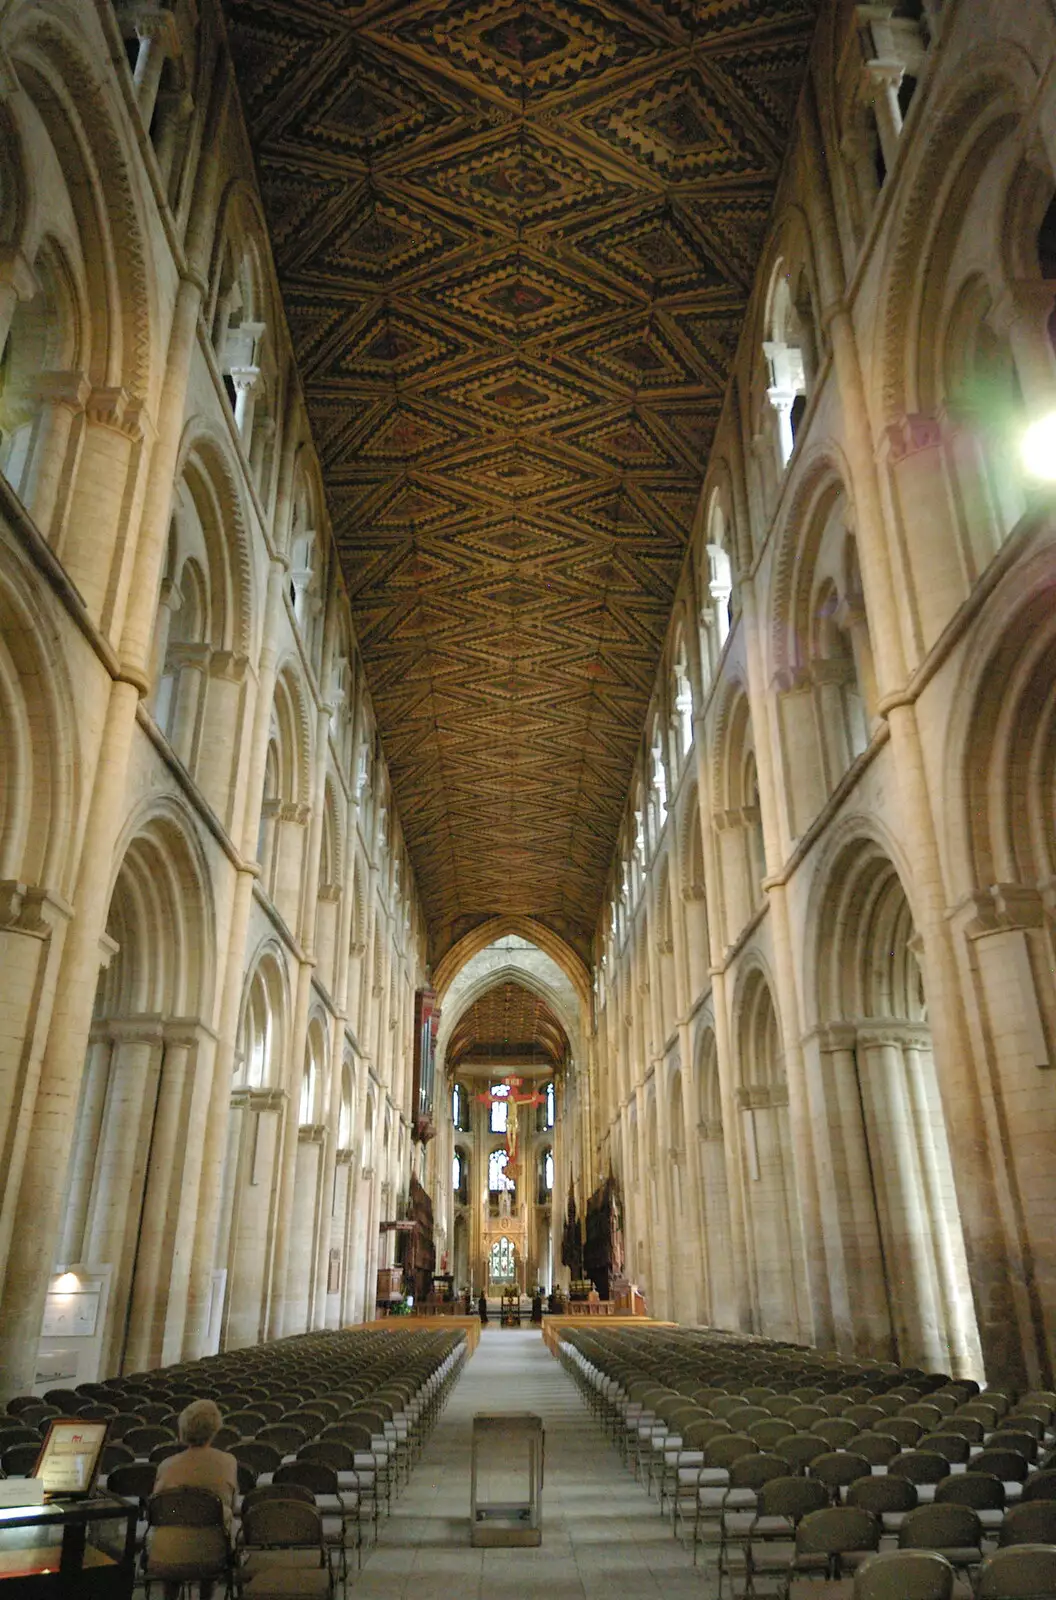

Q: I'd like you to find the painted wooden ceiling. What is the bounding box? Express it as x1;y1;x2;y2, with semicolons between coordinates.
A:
448;980;567;1071
223;0;818;963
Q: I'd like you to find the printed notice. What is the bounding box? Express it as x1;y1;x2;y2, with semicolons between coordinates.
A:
35;1421;107;1497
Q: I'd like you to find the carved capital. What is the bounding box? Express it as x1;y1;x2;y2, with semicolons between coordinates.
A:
812;657;856;689
35;371;91;413
861;57;905;100
230;1085;286;1112
0;245;40;303
964;882;1046;940
883;412;943;462
167;641;212;672
85;386;130;430
298;1122;326;1145
106;1015;166;1047
209;650;250;684
118;2;180;50
229;364;261;397
815;1022;860;1054
856;1021;931;1053
736;1082;789;1111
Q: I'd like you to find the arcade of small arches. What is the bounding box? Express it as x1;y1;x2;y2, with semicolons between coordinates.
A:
0;0;1055;1406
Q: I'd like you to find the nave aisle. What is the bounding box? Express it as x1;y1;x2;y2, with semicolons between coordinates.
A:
355;1327;704;1600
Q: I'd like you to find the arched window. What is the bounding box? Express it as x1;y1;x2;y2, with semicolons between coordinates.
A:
239;959;283;1090
544;1150;554;1191
489;1082;509;1135
673;636;694;760
764;268;816;467
545;1081;555;1129
245;984;269;1087
489;1148;514;1191
337;1068;352;1149
452;1150;463;1193
649;720;668;843
452;1082;464;1129
299;1056;318;1125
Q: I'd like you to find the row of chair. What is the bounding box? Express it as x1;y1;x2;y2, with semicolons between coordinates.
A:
4;1327;468;1596
557;1327;1056;1597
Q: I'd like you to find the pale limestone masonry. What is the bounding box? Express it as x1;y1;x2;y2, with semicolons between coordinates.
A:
2;0;1056;1402
0;0;429;1398
590;0;1056;1390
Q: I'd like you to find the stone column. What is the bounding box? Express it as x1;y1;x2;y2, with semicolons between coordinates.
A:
903;1030;982;1376
0;246;38;358
198;651;250;831
166;642;211;769
129;8;177;127
55;1030;112;1271
123;1023;213;1372
58;387;147;632
153;89;193;197
862;59;905;172
283;1124;325;1335
0;888;73;1286
990;282;1056;411
19;372;90;542
80;1019;164;1377
855;1028;944;1370
698;1112;736;1327
804;1024;893;1358
951;885;1055;1383
690;707;753;1333
329;1149;353;1327
267;959;312;1340
739;564;828;1347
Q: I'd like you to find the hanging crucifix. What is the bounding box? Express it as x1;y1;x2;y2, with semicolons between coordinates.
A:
473;1075;546;1176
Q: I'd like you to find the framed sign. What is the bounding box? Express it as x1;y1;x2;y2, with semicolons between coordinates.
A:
34;1419;109;1498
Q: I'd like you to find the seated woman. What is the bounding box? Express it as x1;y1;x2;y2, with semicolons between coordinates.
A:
152;1399;238;1599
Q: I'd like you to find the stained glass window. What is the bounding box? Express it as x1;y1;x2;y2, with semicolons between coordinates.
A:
489;1236;515;1281
489;1082;509;1134
489;1148;514;1191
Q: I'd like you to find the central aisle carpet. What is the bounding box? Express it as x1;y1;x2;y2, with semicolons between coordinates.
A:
355;1325;705;1600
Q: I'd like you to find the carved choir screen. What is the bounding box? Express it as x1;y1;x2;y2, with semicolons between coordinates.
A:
584;1173;624;1300
397;1174;436;1301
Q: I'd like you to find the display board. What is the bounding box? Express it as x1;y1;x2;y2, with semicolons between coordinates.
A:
34;1420;109;1498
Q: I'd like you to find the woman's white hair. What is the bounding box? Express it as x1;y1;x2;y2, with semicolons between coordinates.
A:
178;1398;222;1447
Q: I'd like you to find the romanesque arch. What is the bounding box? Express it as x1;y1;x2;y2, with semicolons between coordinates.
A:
711;681;765;943
220;941;292;1349
694;1021;736;1328
734;962;807;1342
57;801;216;1374
809;828;982;1374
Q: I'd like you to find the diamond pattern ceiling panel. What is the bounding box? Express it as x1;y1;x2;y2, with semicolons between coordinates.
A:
223;0;819;962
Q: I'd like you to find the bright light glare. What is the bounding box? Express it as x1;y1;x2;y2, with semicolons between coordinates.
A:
54;1270;80;1291
1022;413;1056;480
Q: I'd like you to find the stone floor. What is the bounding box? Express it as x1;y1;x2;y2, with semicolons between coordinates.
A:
352;1326;706;1599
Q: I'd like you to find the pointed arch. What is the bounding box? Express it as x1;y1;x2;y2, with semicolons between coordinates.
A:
434;916;591;1008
